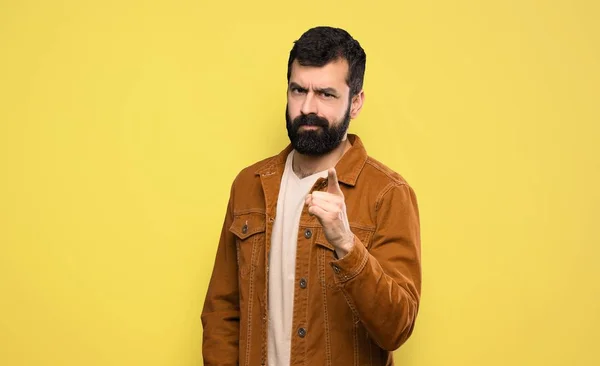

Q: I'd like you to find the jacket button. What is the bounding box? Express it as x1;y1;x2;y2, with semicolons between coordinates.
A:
304;229;312;239
332;265;341;274
242;224;248;234
299;278;307;289
297;327;306;338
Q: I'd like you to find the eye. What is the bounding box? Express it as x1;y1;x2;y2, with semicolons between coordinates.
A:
318;90;336;99
291;86;306;94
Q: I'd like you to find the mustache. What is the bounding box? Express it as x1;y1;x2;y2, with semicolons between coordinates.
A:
293;113;329;128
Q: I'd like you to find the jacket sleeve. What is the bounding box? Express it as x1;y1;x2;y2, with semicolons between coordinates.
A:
201;182;240;365
331;183;421;351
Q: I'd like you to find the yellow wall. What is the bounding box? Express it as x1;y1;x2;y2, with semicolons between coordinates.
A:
1;1;599;365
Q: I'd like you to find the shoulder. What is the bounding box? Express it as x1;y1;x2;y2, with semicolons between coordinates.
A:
234;156;273;181
358;155;418;213
230;152;284;192
362;155;411;187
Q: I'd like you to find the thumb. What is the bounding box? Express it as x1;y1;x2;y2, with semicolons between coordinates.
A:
327;168;343;196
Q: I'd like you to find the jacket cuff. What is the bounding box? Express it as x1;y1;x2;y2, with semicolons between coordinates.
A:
329;234;369;284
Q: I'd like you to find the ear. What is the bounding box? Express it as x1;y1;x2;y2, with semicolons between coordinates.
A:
350;89;365;119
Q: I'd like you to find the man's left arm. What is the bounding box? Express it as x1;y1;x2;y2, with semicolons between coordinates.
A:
332;182;421;350
308;173;421;351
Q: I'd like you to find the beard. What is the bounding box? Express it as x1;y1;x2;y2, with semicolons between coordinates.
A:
285;104;351;156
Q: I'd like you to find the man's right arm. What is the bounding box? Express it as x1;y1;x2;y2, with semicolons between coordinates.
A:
201;181;240;365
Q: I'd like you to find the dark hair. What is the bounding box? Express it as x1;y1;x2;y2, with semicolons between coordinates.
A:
287;26;366;97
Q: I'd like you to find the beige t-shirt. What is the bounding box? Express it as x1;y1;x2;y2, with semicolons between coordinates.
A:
268;150;328;366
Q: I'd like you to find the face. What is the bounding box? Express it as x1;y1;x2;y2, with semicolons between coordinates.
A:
286;59;364;156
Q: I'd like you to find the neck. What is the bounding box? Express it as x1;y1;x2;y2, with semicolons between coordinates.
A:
292;137;351;179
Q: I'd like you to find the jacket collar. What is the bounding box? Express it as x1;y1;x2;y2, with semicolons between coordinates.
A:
255;134;368;187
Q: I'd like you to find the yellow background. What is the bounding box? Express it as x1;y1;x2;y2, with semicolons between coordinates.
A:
1;1;599;365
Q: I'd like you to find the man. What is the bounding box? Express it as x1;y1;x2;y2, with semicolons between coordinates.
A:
202;26;421;366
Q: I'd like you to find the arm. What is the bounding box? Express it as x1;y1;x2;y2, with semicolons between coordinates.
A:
201;182;240;365
330;183;421;350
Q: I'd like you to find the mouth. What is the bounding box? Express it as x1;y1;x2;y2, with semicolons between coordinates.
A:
298;125;322;131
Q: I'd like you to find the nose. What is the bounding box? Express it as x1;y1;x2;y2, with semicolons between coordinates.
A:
300;92;318;116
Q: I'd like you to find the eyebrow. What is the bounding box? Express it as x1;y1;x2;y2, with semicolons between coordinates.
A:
315;87;339;96
289;82;339;97
289;82;307;91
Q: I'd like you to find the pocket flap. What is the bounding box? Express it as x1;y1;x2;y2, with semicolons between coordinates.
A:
229;212;266;240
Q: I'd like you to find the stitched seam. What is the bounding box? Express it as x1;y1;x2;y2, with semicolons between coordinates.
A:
375;182;395;213
259;169;275;365
236;241;241;270
353;313;359;366
234;208;267;216
302;249;309;366
261;286;267;365
340;287;359;318
244;235;257;366
291;229;304;366
345;152;368;186
364;159;407;185
255;155;283;176
362;230;375;250
342;248;370;283
320;249;332;366
261;237;268;365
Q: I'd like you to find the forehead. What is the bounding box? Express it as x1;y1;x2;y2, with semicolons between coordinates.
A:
289;58;350;90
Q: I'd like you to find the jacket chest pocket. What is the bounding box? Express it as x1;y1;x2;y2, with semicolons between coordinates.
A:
315;225;375;291
229;212;266;279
